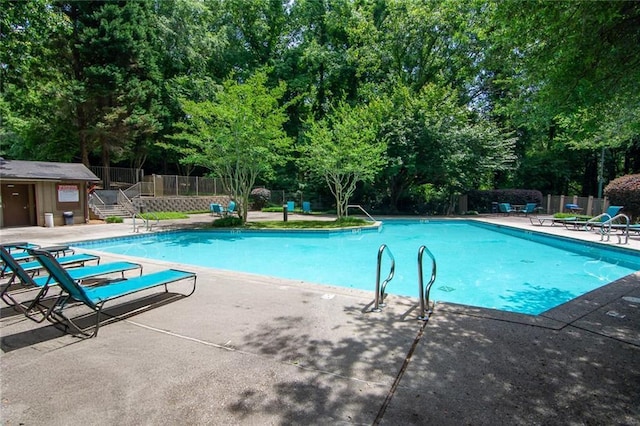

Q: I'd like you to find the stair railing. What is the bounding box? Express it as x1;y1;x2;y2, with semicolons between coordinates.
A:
122;182;142;200
88;192;107;218
117;189;137;217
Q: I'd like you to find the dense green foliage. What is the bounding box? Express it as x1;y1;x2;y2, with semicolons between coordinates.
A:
166;71;291;222
2;0;639;213
210;216;244;228
300;99;387;217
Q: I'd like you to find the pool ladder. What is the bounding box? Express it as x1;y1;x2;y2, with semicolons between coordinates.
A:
372;244;437;320
417;245;437;321
372;244;396;312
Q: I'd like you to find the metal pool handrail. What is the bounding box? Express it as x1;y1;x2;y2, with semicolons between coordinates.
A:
347;204;376;222
417;245;437;321
372;244;395;312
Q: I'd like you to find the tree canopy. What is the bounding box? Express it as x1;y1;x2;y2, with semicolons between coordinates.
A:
168;71;291;222
2;0;639;213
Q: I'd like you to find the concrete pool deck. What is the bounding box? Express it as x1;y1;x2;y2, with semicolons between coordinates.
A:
1;212;639;425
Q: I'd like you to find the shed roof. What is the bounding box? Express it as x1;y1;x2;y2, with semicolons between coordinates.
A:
0;159;100;181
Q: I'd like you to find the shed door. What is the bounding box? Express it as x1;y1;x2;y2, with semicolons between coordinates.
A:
1;184;34;227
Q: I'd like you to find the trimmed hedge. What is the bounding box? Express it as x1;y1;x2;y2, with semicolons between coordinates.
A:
250;187;271;210
604;174;640;221
468;189;543;213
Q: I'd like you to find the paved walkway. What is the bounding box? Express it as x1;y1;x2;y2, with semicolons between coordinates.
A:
1;213;639;425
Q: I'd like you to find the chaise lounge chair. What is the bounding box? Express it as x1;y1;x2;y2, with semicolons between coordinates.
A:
0;245;142;321
27;248;197;337
498;203;515;215
563;206;624;231
1;250;100;279
1;244;74;264
529;215;557;226
518;203;540;216
302;201;311;214
565;203;583;213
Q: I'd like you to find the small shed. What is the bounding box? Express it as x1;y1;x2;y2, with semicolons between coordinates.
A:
0;158;100;228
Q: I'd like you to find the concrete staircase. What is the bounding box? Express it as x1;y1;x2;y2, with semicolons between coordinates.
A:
90;203;133;220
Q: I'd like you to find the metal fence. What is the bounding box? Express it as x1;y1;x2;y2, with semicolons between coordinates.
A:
544;194;609;216
89;166;143;189
89;165;611;215
163;175;221;196
88;165;225;196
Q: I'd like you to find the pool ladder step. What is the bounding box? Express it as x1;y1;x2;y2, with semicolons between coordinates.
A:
372;244;437;320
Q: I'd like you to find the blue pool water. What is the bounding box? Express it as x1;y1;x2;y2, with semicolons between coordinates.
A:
74;220;640;315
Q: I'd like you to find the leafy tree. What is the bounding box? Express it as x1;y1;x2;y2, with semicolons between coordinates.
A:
374;82;516;213
483;0;640;192
0;0;75;160
171;71;291;222
300;99;387;218
40;0;165;185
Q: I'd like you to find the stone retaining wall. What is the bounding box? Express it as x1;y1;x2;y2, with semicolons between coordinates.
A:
133;196;231;212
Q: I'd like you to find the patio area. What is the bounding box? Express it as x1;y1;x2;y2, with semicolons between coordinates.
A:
1;212;639;425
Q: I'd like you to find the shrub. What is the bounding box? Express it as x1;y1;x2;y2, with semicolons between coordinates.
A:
604;174;640;221
211;216;243;227
250;187;271;210
467;189;543;213
105;216;124;223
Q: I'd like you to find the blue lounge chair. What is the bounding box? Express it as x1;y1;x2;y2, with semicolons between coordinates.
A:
519;203;539;216
0;245;142;321
563;206;624;230
302;201;311;214
1;252;100;278
565;203;583;213
210;203;224;217
498;203;515;215
2;242;40;252
529;215;556;226
27;248;196;337
1;244;74;264
211;201;236;217
287;201;295;213
226;200;236;216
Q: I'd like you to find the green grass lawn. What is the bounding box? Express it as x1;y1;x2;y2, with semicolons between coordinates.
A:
244;217;369;229
136;210;369;229
553;212;592;220
207;215;369;229
139;212;191;220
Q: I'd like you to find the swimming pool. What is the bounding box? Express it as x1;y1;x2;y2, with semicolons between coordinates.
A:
73;220;640;315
